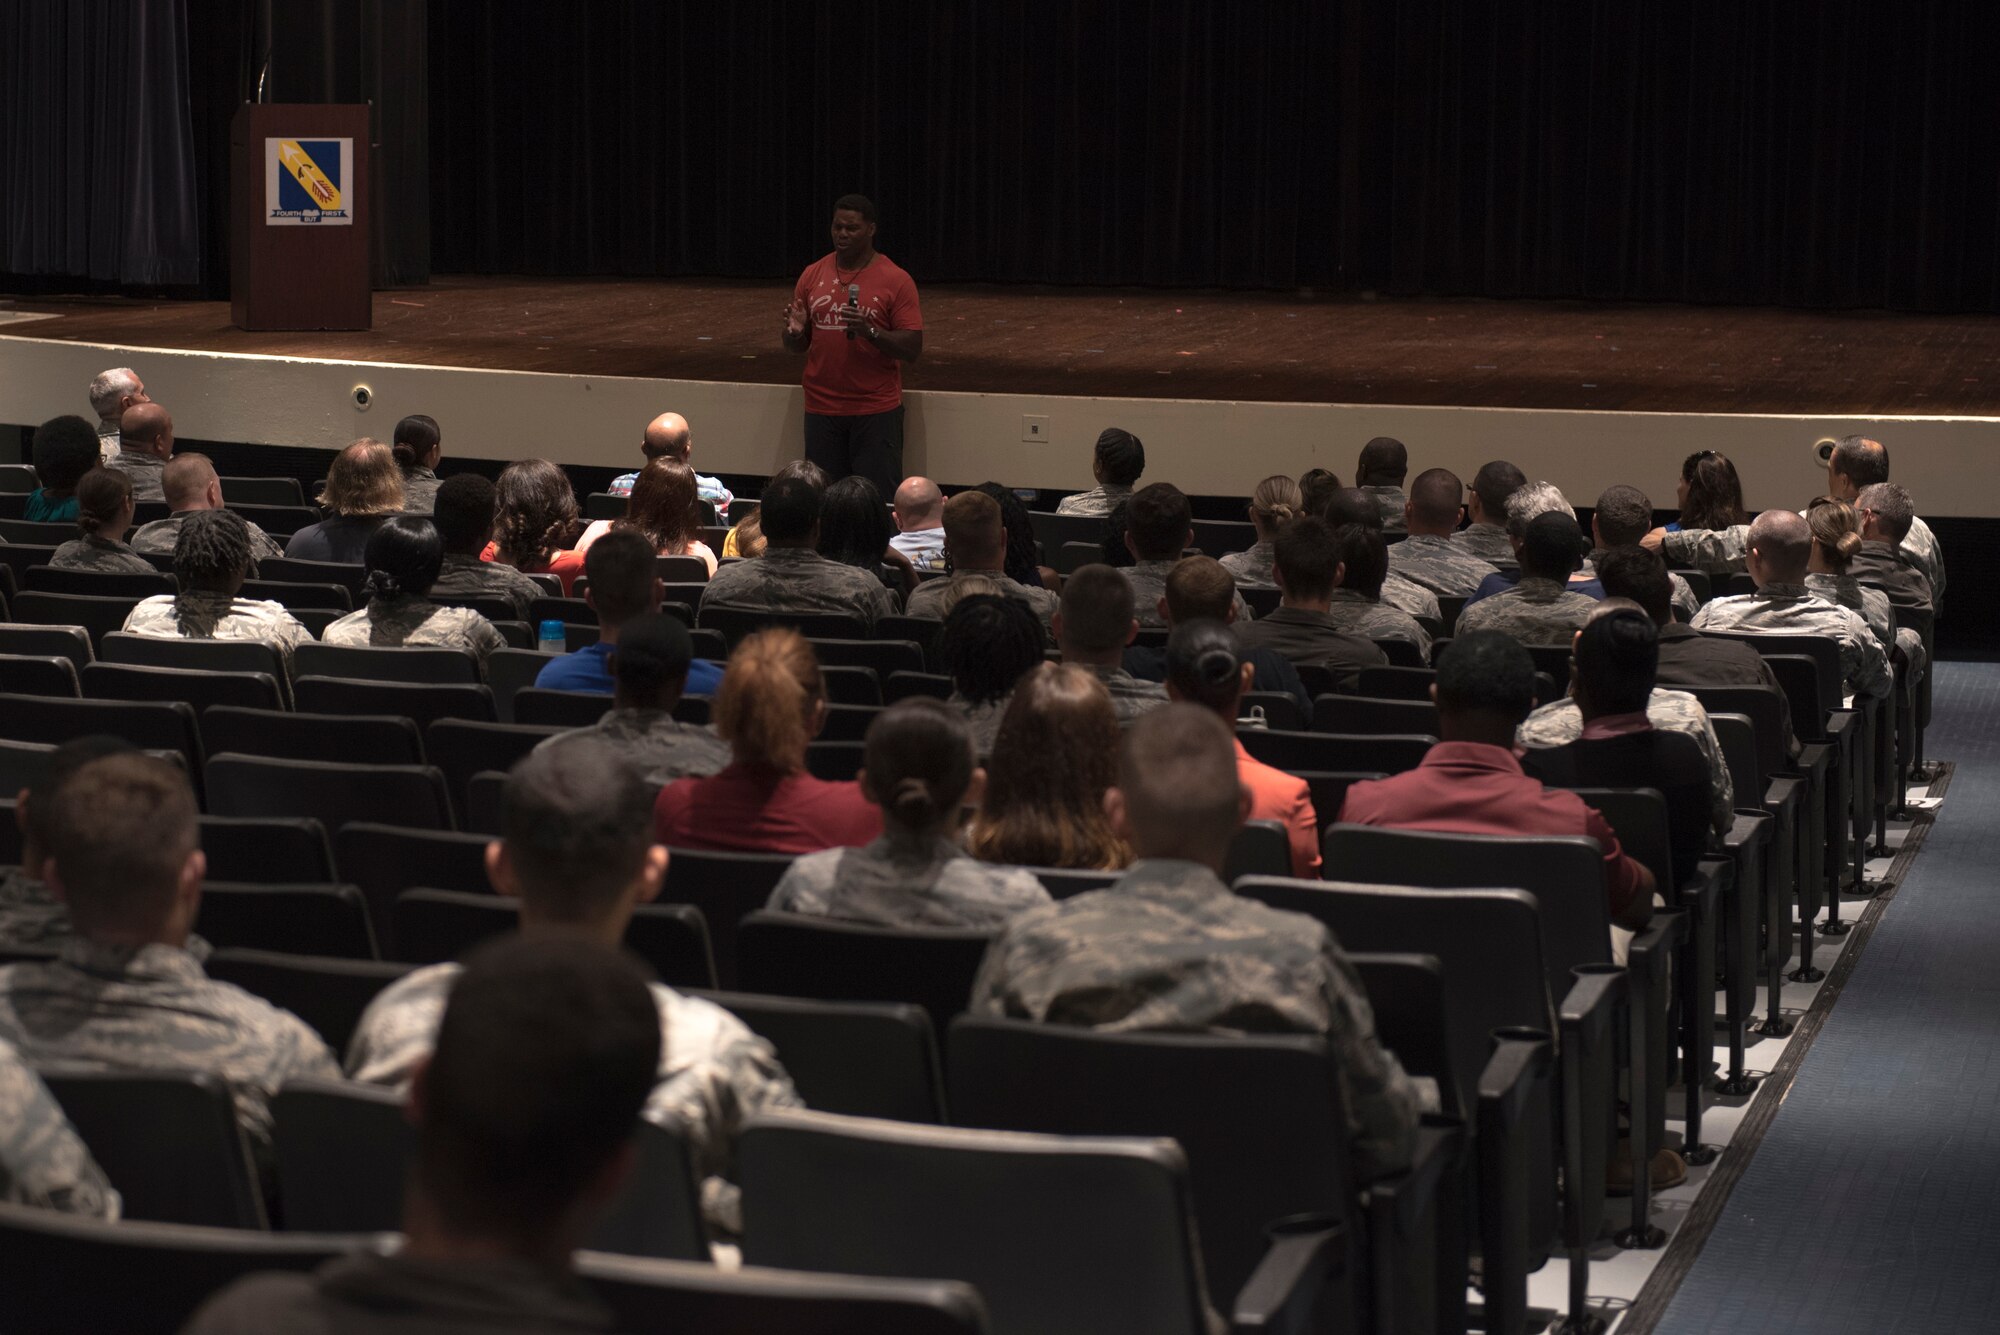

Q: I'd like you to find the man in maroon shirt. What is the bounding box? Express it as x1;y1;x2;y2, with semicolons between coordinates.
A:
781;194;925;496
1338;631;1655;933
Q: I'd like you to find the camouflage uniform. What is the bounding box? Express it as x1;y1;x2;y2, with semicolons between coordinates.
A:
969;857;1435;1178
1850;541;1934;610
1590;548;1699;620
1359;485;1408;535
699;546;898;628
50;535;155;575
1323;589;1432;657
322;595;507;668
1454;576;1599;644
347;966;801;1232
1806;574;1895;653
0;939;339;1168
906;567;1060;638
123;593;313;674
1385;534;1500;599
1380;573;1441;623
430;552;544;621
949;693;1010;756
1902;514;1945;608
768;831;1053;928
399;466;441;516
1450;522;1515;565
131;512;285;567
535;707;732;787
0;872;70;948
1126;559;1251;629
1661;524;1750;575
1691;583;1892;701
1075;663;1168;722
1055;483;1133;518
0;1038;118;1216
1219;542;1277;588
1516;688;1735;835
107;450;166;503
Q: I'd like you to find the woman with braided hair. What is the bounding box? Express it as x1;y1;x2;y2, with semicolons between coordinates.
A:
121;509;310;671
322;516;506;673
480;458;587;593
50;468;154;573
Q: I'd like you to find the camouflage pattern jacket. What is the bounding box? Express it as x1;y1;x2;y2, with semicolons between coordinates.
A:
768;831;1054;928
1454;576;1598;645
1691;583;1892;701
699;547;898;627
535;707;732;788
1516;687;1735;834
1386;534;1500;599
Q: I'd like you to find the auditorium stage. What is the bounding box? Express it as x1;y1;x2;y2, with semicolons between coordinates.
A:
11;275;2000;417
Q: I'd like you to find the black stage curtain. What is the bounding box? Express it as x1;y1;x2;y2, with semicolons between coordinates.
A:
428;0;2000;312
1;0;204;287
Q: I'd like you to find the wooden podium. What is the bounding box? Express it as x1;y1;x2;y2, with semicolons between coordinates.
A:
230;103;371;331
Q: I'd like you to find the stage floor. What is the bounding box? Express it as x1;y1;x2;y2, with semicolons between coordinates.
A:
11;276;2000;415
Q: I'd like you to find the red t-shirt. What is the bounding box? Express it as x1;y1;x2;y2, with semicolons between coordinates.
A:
479;542;586;596
793;252;923;416
654;762;884;855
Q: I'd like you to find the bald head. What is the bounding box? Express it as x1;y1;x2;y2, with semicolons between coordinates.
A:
893;476;944;532
162;453;221;511
1406;468;1465;534
119;403;174;460
941;491;1005;569
642;413;692;463
1747;509;1812;586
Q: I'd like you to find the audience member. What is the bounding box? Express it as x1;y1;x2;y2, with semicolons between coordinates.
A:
769;700;1052;927
51;468;152;573
122;510;311;671
1164;621;1321;877
654;630;881;853
905;490;1059;631
1123;482;1251;627
1690;510;1891;701
287;439;404;563
1387;467;1499;596
890;475;948;570
537;613;730;786
1321;487;1442;621
1852;482;1937;610
1464;481;1605;606
390;413;443;515
348;738;798;1230
1596;546;1786;693
1339;633;1656;934
1590;484;1698;618
1232;516;1390;685
87;366;148;463
1354;435;1410;535
972;704;1428;1177
612;411;733;518
323;515;507;670
428;473;544;620
1826;435;1944;603
1452;459;1526;563
128;453;285;567
940;593;1048;753
967;663;1130;871
109;402;173;502
1055;427;1145;516
0;736;137;947
26;415;98;522
722;459;827;559
0;1039;117;1218
538;529;721;696
1516;600;1734;836
1298;467;1342;518
1055;565;1169;721
1805;497;1896;653
193;937;666;1333
579;457;718;574
977;482;1061;590
1218;474;1301;588
1645;450;1752;574
1120;557;1312;715
817;474;913;592
482;457;586;593
700;474;897;628
0;753;338;1172
1316;522;1433;656
1456;511;1599;642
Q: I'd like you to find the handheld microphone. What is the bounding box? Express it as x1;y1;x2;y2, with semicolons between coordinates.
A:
846;283;860;339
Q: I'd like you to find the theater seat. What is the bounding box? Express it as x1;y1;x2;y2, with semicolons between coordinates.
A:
205;753;453;833
43;1071;265;1229
693;991;946;1124
205;949;414;1054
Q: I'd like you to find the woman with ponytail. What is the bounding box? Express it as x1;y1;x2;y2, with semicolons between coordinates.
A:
121;510;311;671
766;699;1051;926
50;468;154;573
1806;496;1896;653
1163;619;1321;877
1220;474;1302;588
654;628;881;853
321;516;506;671
390;414;443;515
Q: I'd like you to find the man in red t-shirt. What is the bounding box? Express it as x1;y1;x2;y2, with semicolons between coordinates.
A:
781;194;924;496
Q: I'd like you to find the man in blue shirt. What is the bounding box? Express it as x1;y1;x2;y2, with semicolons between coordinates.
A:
536;529;724;696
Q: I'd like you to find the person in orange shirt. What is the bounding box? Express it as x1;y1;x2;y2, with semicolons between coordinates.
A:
1162;619;1321;878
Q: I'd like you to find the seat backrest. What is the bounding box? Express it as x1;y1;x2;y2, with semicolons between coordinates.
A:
1706;713;1764;805
1353;665;1436;701
231;505;322;539
657;553;710;583
577;1252;987;1335
1026;866;1120;899
0;1201;370;1333
206;948;414;1053
219;476;306;506
258;556;366;595
24;564;176;599
697;604;871;647
884;670;953;704
740;1111;1211;1335
0;691;202;774
1679;684;1790;781
205;753;453;833
464;769;508;835
806;739;866;782
198;815;336;884
194;882;378;959
817;703;883;743
1566;787;1676;891
293;676;497;729
1311;694;1440;736
1054;539;1102;574
1372;637;1428;668
1220;819;1292;880
947;1016;1355;1311
1288;771;1387;830
334;821;495;935
0;738;56;794
388;889;717;988
876;615;944;667
1189;518;1257;557
0;465;37;494
43;1071;265;1228
81;661;286;713
1761;654;1834;742
12;590;142;650
512;686;612;727
293;641;479;684
697;990;945;1123
1239;690;1305;732
200;705;424;768
660;849;797;988
1346;951;1461;1119
0;622;93;670
1700;631;1841;711
238;577;352;610
1237;726;1435;776
424;718;565;816
485;646;558;720
738;912;995;1035
100;631;288;681
0;652;79;698
809;637;927;677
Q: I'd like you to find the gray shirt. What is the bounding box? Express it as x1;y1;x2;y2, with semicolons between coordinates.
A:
1219;541;1277;588
1054;483;1133;518
399;467;441;516
1075;663;1169;721
50;534;154;574
1360;485;1408;534
699;546;898;628
107;449;166;502
1322;589;1432;657
1386;533;1500;598
322;596;507;669
1127;559;1251;628
131;512;284;567
430;552;544;621
1454;576;1599;644
0;871;67;949
535;707;732;787
889;526;948;572
769;832;1053;928
123;592;312;674
1450;523;1515;565
905;568;1060;637
1691;582;1893;701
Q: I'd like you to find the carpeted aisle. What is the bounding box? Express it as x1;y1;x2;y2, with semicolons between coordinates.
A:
1653;662;2000;1333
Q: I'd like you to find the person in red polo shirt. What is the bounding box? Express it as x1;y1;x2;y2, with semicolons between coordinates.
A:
1338;630;1655;938
781;194;924;497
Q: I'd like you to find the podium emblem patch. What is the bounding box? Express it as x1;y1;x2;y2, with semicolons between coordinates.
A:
265;137;353;226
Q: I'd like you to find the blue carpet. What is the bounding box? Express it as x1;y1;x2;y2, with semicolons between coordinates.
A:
1654;662;2000;1333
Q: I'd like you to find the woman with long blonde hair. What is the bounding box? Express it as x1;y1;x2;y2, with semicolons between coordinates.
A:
967;662;1130;870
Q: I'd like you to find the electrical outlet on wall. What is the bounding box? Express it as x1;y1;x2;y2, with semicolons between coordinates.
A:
1021;414;1050;443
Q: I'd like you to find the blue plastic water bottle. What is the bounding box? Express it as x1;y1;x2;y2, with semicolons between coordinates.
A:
537;619;566;654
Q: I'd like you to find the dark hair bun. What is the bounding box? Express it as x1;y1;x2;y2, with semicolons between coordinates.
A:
363;569;405;600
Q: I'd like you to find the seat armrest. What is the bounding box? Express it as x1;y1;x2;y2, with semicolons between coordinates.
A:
1559;967;1625;1036
1725;810;1772;853
1366;1116;1460;1235
1675;858;1731;917
1231;1216;1346;1335
1479;1027;1553;1127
